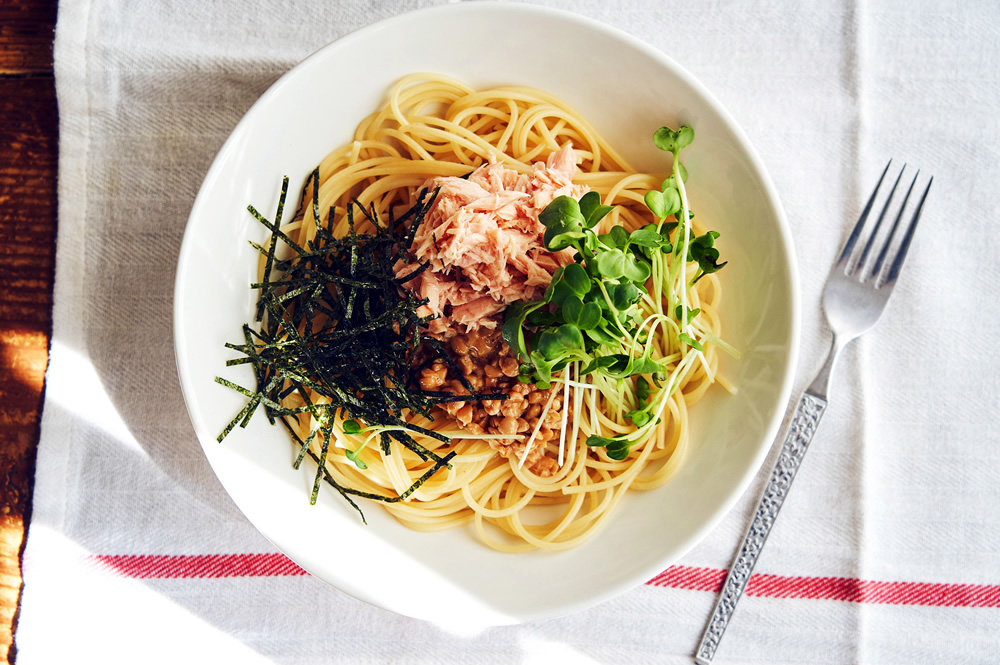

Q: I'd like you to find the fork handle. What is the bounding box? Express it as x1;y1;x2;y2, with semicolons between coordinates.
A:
694;391;828;665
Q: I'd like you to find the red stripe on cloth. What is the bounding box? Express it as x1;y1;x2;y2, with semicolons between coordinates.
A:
646;566;1000;608
646;565;726;593
87;555;1000;608
88;553;309;579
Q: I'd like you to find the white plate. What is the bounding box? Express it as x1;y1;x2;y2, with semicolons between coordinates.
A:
174;2;799;627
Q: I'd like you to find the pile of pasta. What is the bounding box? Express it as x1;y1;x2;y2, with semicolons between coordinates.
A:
268;74;725;552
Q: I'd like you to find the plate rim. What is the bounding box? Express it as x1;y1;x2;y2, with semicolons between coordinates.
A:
173;0;801;626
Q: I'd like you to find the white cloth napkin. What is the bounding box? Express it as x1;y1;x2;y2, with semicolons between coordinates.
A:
16;1;1000;663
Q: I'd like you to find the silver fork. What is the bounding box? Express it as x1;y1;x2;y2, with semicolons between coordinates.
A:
694;162;932;665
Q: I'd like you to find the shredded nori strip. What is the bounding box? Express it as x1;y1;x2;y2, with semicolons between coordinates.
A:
216;175;508;521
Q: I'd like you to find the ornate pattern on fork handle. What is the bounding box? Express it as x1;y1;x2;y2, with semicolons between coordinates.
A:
694;392;828;665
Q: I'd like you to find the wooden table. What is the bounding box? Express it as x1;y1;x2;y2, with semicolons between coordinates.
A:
0;1;58;662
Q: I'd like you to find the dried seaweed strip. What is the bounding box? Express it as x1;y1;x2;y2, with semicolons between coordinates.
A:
252;176;290;322
423;392;509;404
214;377;313;416
403;188;437;251
283;420;366;523
217;177;500;519
309;168;321;229
393;260;432;284
308;449;458;506
247;205;306;257
385;430;440;463
310;418;335;505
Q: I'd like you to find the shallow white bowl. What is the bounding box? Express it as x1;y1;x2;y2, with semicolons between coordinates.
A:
174;2;798;627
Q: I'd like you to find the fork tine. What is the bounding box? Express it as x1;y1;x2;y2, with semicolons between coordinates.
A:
835;160;892;270
882;175;932;286
870;169;918;281
855;165;906;275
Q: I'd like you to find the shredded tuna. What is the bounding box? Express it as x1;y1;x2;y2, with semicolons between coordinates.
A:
396;144;589;338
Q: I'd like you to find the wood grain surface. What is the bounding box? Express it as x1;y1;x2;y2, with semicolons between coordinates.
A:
0;0;59;662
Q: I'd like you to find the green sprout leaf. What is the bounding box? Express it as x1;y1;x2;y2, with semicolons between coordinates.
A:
688;230;728;280
561;295;584;325
626;409;652;428
662;165;688;188
540;196;588;250
678;332;704;351
675;305;701;325
622;254;652;283
579;191;615;229
653;125;695;154
580;354;618;375
526;309;556;327
628;356;665;377
643;189;667;218
594;249;627;280
628;226;666;248
561;262;591;297
604;438;633;461
598;225;629;250
535;324;585;361
585;434;616;448
636;376;650;403
644;188;681;219
542;265;565;302
584;326;618;346
502;300;545;361
345;447;368;470
562;295;603;330
611;282;642;310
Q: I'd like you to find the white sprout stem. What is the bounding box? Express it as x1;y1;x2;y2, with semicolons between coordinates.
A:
690;319;742;358
593;370;626;420
570;362;583;467
622;349;699;444
672;159;713;376
649;237;664;315
630;312;674;359
621;344;699;444
674;159;693;339
647;355;692;431
558;364;572;466
696;349;713;379
556;377;601;390
588;386;601;439
596;280;634;343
